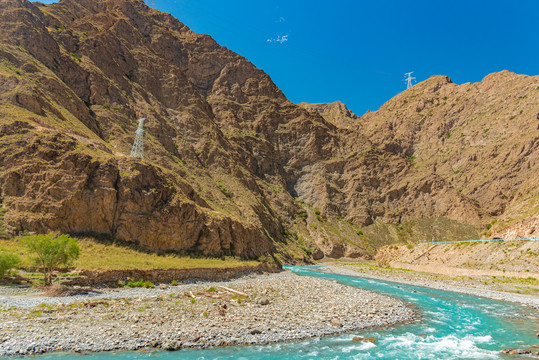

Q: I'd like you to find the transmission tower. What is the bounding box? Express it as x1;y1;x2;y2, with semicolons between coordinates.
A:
404;72;416;89
146;0;155;8
130;118;145;159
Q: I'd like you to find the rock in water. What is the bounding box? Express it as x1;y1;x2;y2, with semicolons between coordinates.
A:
364;337;377;344
351;336;377;344
352;336;363;342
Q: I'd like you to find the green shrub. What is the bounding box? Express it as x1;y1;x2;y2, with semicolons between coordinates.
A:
0;252;20;278
24;234;80;285
70;52;82;62
300;246;312;255
126;280;155;288
314;208;324;222
297;211;308;221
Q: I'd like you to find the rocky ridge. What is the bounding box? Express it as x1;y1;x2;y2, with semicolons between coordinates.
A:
359;73;539;238
0;0;535;260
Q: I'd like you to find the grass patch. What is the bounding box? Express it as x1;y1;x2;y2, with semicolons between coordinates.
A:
125;280;155;288
69;52;82;62
490;276;539;286
0;238;259;270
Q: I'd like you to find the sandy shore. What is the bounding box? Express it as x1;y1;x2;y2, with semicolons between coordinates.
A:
322;265;539;310
0;271;416;356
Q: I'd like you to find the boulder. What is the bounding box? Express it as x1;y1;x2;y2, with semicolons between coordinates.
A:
500;348;531;355
161;340;182;351
351;336;377;344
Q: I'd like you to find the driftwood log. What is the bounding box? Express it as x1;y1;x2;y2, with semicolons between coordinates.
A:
218;286;248;297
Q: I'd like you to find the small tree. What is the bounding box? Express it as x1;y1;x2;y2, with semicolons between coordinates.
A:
0;252;20;279
24;234;80;285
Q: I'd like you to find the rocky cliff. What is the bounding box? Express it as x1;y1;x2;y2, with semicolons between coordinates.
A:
359;72;539;238
0;0;535;261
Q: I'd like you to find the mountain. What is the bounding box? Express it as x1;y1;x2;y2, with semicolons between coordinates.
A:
0;0;535;262
359;73;539;239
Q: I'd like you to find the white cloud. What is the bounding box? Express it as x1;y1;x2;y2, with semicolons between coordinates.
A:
266;35;289;44
275;16;286;23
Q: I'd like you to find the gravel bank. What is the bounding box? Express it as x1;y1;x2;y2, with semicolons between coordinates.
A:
323;265;539;310
0;271;416;356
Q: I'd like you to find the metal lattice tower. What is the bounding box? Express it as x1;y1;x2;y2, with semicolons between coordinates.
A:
130;118;145;159
404;72;416;89
146;0;155;8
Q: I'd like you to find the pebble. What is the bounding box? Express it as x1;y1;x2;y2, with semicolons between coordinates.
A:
0;271;416;356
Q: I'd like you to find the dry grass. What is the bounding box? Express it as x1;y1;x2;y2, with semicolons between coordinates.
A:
0;238;259;270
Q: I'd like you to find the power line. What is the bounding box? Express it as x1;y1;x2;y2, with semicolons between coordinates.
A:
404;72;416;89
130;118;146;159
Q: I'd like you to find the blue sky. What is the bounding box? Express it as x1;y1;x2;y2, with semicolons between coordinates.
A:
34;0;539;115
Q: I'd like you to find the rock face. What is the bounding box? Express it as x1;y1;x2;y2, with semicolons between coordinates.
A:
298;101;360;130
0;0;536;260
359;73;539;238
375;241;539;276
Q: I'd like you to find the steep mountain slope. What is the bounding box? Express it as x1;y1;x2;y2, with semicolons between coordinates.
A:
298;101;361;130
360;72;539;238
0;0;524;261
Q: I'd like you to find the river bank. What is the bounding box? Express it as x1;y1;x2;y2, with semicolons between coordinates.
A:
0;271;416;357
322;265;539;310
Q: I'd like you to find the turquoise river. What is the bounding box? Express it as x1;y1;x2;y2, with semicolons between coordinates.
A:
10;265;539;359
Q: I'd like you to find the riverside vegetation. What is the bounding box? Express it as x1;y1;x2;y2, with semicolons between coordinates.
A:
0;237;260;272
0;233;264;288
0;233;82;286
0;252;19;279
23;234;80;285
